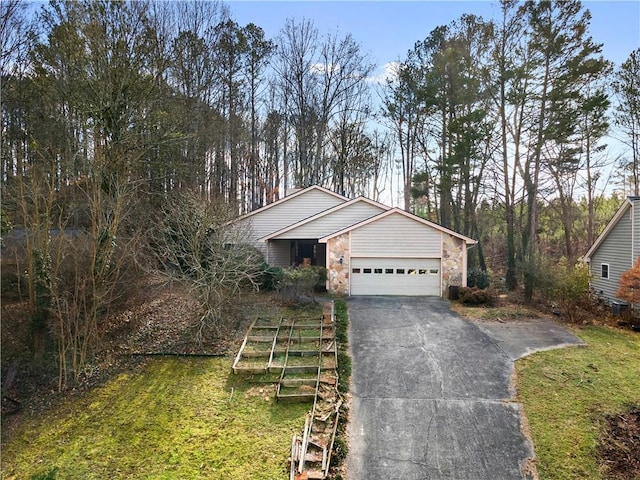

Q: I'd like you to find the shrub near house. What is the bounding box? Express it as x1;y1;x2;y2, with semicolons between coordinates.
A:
616;257;640;305
458;286;497;306
616;258;640;329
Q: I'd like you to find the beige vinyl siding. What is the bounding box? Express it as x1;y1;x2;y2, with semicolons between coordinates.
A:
236;190;345;255
590;207;634;302
267;240;290;267
272;202;385;240
350;214;442;257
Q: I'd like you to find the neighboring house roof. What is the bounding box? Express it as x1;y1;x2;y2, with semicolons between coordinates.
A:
318;207;477;245
232;185;348;224
584;197;634;262
1;227;85;264
258;196;390;242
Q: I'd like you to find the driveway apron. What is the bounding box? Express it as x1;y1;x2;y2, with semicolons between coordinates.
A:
346;296;535;480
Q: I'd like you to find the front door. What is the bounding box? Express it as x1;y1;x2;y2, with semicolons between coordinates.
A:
291;240;326;267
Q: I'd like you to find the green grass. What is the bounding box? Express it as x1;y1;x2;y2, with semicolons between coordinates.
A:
2;357;308;480
331;297;351;470
293;328;321;336
516;326;640;480
334;298;350;395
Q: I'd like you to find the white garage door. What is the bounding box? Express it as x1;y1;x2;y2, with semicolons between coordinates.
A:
350;257;441;296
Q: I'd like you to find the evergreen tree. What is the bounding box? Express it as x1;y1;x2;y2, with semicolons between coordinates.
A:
614;48;640;196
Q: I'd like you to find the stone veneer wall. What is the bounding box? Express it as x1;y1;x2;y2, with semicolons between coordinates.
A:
327;232;465;297
326;233;350;295
442;234;465;292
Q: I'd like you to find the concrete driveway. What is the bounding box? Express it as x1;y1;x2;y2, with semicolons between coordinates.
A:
346;296;583;480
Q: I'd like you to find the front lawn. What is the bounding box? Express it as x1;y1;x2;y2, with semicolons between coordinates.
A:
2;357;308;479
516;326;640;479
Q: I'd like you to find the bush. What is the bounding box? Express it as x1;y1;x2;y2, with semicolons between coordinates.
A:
151;191;264;338
258;263;283;291
550;261;592;322
331;436;349;467
334;299;348;344
334;297;350;393
617;257;640;305
333;297;351;473
1;264;27;301
467;268;491;289
337;351;351;393
279;265;327;302
309;265;328;292
458;286;497;306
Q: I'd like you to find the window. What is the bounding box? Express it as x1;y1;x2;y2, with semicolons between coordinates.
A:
363;268;372;274
601;264;609;279
430;269;439;275
408;269;417;275
418;269;427;275
385;268;394;274
352;268;361;274
396;269;405;274
374;268;383;274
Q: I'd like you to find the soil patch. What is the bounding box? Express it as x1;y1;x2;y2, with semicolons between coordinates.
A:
598;407;640;480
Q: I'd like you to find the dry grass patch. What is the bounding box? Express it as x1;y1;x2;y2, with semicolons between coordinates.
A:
452;301;541;321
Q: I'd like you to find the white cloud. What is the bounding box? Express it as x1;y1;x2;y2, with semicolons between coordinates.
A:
367;61;400;84
309;63;340;75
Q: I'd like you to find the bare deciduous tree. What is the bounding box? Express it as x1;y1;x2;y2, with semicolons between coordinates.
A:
151;191;264;342
275;18;374;187
49;177;142;390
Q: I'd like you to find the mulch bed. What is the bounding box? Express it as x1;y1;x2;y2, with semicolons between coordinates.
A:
598;407;640;480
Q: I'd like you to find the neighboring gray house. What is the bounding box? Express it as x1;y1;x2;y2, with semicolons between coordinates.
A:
235;185;476;297
584;196;640;304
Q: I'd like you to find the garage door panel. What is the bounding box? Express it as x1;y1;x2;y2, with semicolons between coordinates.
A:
350;257;441;296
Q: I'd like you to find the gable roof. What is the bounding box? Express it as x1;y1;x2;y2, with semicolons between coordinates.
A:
233;185;347;223
318;207;477;244
584;197;634;261
259;196;390;242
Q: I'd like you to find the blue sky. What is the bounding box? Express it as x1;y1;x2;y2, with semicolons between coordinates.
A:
227;0;640;80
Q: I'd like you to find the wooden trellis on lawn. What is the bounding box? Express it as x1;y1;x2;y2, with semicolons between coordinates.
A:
232;302;341;479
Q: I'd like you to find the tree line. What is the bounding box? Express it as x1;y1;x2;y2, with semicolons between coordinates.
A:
382;1;639;299
3;1;638;226
2;0;387;213
1;0;639;385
